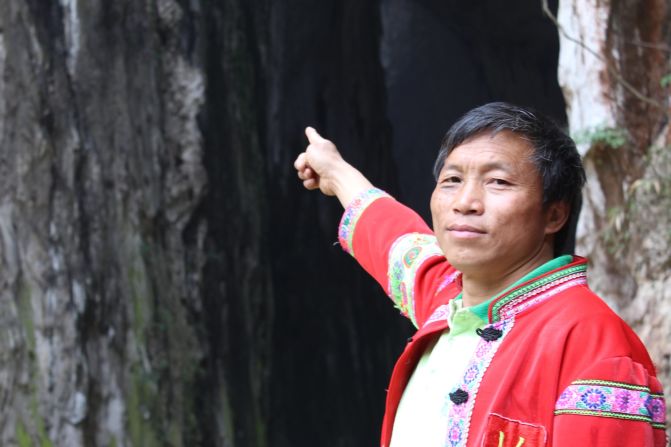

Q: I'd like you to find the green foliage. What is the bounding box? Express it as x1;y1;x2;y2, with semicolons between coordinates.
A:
14;413;53;447
601;205;631;256
16;281;55;447
16;423;31;447
600;144;671;256
127;367;160;447
17;281;35;351
573;125;627;149
660;73;671;88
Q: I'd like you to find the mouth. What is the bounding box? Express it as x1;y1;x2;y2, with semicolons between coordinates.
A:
446;224;486;238
448;224;486;233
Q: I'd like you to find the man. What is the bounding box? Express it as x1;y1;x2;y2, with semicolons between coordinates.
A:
294;102;667;446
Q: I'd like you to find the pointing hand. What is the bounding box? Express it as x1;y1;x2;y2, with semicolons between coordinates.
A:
293;127;374;206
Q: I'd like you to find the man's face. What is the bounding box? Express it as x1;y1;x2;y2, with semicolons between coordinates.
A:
430;131;555;279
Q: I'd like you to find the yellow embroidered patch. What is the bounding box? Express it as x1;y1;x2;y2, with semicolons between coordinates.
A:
482;414;545;446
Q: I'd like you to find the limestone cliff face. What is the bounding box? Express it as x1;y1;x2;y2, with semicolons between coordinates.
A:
0;1;210;445
0;1;406;446
558;0;671;431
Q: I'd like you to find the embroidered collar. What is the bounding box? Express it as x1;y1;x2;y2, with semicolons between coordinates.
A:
486;256;588;323
455;255;573;323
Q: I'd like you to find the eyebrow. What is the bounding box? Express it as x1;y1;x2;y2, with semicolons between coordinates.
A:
442;161;514;173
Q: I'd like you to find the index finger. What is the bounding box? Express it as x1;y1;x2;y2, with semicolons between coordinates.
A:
294;152;308;170
305;126;326;144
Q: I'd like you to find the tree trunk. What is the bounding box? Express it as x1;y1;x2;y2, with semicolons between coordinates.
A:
0;1;405;446
0;0;211;445
557;0;671;434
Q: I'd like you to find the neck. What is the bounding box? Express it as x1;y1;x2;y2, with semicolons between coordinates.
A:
461;245;554;308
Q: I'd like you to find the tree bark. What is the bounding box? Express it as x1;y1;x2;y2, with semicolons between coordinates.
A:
0;0;212;445
0;1;406;446
557;0;671;434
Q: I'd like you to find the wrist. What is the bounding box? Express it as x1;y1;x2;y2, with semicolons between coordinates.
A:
331;162;374;208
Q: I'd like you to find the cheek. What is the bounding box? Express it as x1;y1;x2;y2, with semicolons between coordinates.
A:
429;191;442;221
494;206;546;242
431;189;452;208
489;196;539;223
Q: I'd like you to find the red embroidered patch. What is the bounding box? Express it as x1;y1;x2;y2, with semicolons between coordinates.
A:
482;413;547;447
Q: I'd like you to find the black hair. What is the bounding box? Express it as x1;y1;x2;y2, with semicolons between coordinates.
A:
433;102;586;255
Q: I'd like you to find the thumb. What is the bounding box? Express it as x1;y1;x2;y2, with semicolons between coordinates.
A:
305;126;327;144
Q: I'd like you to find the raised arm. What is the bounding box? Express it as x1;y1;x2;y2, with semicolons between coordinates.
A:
293;127;455;328
293;127;373;208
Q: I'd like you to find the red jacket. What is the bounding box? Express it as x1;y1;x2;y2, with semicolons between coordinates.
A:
338;189;667;447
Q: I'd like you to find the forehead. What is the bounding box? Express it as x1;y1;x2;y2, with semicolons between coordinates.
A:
443;131;537;172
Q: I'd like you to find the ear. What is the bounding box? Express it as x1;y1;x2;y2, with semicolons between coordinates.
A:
544;201;570;236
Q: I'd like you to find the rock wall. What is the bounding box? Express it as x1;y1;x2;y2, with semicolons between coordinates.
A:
0;0;209;445
0;1;407;445
557;0;671;432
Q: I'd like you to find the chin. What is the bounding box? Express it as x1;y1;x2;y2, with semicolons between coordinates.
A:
445;254;491;273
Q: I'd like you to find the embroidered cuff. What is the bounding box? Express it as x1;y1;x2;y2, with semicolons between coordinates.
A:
338;188;392;257
387;233;443;327
555;379;666;429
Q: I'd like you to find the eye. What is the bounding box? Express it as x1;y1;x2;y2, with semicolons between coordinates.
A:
492;178;509;185
441;175;461;184
439;176;461;188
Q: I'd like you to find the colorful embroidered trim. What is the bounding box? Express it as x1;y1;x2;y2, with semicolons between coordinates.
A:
423;303;451;328
338;188;391;257
498;275;587;321
435;270;459;295
443;318;515;447
490;264;587;323
649;393;666;429
387;233;443;327
554;379;666;429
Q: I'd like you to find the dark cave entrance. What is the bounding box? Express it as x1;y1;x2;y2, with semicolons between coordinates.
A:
381;0;566;220
208;1;566;446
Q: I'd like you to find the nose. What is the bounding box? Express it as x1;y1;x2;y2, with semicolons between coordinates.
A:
452;182;484;215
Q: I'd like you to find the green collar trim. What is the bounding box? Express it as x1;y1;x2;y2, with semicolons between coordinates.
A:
461;255;574;322
489;261;587;322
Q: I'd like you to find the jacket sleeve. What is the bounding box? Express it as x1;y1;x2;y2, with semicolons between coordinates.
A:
338;188;457;328
552;356;667;446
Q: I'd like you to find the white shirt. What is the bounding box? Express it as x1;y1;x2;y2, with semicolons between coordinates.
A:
390;299;485;447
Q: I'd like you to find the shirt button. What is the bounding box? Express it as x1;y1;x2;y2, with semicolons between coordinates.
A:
449;388;469;405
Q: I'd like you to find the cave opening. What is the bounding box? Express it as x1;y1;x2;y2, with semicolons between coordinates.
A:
381;0;566;220
200;1;567;446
